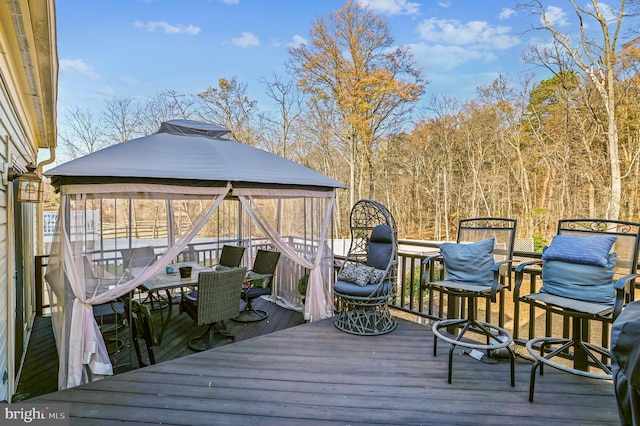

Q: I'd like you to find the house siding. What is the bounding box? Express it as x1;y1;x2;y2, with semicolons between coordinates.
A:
0;0;57;402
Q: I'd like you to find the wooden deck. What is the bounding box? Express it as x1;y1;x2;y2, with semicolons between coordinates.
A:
15;297;306;401
28;308;619;425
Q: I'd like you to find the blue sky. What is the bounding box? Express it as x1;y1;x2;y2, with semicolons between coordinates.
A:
55;0;587;114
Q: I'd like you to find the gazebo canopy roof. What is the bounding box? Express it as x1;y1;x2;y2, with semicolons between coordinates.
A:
46;120;345;190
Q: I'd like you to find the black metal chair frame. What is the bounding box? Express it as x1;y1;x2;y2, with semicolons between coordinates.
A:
333;199;399;336
120;246;167;310
129;300;158;367
514;219;640;402
234;250;281;323
421;217;517;386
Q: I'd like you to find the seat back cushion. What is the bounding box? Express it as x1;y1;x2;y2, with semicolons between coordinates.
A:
541;252;616;304
440;237;495;286
368;225;393;270
541;234;616;267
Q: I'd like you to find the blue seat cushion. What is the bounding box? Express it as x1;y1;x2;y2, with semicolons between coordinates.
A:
334;280;391;297
440;237;495;286
542;234;616;267
541;252;616;304
244;286;271;299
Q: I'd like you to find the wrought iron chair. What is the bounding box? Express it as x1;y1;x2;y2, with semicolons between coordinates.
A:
87;256;126;358
234;250;281;323
514;219;640;402
120;246;166;309
421;218;517;385
128;299;158;367
611;300;640;425
333;199;398;336
180;267;247;351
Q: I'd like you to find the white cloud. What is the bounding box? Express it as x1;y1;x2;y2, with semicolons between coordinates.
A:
219;0;239;4
417;18;519;50
409;43;493;73
544;6;569;26
359;0;420;15
59;59;100;80
592;2;618;23
499;8;515;20
231;32;260;47
133;20;201;35
288;34;307;48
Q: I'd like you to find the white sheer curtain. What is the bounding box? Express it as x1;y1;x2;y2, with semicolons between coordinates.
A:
236;189;335;321
47;183;230;390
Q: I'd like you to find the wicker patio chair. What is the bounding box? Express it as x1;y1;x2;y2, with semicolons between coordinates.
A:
421;218;517;385
180;267;247;351
333;199;398;336
216;245;246;269
234;250;281;323
514;219;640;402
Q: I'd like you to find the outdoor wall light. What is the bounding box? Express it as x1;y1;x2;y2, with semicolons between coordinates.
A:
7;163;44;203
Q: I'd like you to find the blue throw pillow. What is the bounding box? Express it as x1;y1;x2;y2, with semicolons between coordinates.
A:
541;252;616;304
440;237;495;286
541;234;616;267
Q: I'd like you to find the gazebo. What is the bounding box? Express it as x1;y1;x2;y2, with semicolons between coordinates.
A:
45;120;345;390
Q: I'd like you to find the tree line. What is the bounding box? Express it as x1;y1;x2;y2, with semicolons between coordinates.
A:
53;1;640;245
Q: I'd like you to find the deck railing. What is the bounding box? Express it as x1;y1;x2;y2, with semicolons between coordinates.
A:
35;238;615;355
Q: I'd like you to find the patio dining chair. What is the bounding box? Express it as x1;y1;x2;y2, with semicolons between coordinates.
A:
421;217;517;385
120;246;169;309
216;245;246;269
514;219;640;402
234;249;281;323
120;246;157;269
333;199;398;336
128;299;159;367
180;267;247;351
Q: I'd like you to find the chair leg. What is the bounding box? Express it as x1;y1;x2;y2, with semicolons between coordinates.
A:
189;323;234;351
234;298;268;323
433;318;514;386
447;345;455;384
529;359;540;402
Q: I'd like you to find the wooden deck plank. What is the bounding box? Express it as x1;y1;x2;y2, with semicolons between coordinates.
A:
30;313;619;425
15;297;305;400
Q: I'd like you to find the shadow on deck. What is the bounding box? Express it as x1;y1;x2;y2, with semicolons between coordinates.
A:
23;307;620;425
15;297;305;402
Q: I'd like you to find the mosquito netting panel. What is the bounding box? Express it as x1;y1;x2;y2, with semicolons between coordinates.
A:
234;188;335;322
46;183;230;389
46;182;336;390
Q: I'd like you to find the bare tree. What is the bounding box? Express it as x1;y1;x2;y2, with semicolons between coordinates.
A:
197;76;260;145
136;90;197;136
260;73;304;158
58;106;109;160
519;0;637;219
103;96;142;143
